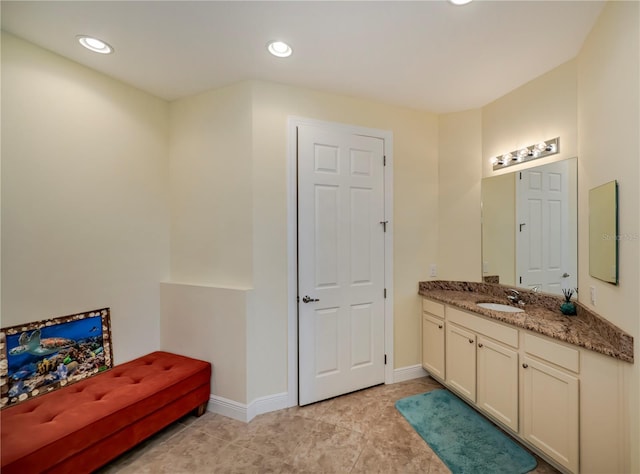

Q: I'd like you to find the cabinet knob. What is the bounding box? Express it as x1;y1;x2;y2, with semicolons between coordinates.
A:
468;339;474;344
478;343;483;348
522;363;529;369
438;324;443;329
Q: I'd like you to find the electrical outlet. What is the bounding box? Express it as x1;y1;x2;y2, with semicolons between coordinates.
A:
430;264;437;277
590;286;596;305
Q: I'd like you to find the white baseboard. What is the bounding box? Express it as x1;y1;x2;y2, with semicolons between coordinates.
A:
208;392;289;423
209;368;428;422
208;395;248;422
393;364;428;383
247;392;289;421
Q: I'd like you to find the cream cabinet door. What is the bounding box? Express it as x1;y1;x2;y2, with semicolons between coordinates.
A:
445;323;476;402
477;336;519;432
522;356;579;473
422;313;445;379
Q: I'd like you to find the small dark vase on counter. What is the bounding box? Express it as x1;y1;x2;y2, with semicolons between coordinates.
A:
561;288;577;316
560;301;577;315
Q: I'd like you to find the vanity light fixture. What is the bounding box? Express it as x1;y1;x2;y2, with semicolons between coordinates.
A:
449;0;473;5
267;40;293;58
77;35;114;54
490;137;559;170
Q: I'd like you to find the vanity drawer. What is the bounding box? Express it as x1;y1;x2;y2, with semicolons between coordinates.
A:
446;307;518;348
423;298;445;318
524;333;579;373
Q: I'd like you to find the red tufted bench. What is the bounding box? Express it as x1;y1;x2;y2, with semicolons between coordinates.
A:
1;351;211;474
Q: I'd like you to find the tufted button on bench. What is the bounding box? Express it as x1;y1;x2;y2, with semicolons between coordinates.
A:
1;351;211;474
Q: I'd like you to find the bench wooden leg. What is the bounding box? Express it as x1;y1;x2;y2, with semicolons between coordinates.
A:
194;402;207;417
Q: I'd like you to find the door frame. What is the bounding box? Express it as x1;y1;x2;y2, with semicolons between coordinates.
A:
286;116;394;407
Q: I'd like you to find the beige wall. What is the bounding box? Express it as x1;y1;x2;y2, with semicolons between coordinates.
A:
437;110;482;282
482;60;578;178
160;283;248;403
577;2;639;471
166;83;254;404
480;173;515;285
168;82;253;288
0;33;170;363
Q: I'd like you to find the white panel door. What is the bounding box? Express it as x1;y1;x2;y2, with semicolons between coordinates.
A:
298;124;385;406
516;160;577;294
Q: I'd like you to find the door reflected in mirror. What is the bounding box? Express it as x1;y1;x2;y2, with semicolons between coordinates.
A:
481;158;578;296
589;180;618;285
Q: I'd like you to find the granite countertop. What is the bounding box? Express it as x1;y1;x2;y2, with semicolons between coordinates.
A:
419;281;634;363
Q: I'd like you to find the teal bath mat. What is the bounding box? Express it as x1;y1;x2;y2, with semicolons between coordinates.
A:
395;389;537;474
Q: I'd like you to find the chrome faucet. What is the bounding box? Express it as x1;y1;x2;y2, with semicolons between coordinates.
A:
507;289;525;306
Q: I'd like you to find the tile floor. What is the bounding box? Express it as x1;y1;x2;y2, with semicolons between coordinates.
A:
98;377;559;473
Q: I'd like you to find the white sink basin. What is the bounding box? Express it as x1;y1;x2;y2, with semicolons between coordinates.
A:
477;302;525;313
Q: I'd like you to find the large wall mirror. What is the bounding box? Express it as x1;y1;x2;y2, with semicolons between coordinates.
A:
588;180;618;284
481;157;578;296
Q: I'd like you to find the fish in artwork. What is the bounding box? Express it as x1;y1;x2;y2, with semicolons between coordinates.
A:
11;369;31;381
8;329;76;356
10;363;37;381
8;381;25;398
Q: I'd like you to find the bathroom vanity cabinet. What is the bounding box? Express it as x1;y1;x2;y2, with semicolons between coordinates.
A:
421;297;627;474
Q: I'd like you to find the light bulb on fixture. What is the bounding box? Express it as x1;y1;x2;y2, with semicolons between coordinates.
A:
489;138;559;170
517;148;529;162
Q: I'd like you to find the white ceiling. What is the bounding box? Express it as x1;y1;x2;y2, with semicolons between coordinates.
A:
1;1;605;113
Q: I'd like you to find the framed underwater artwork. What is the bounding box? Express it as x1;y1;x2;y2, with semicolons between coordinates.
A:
0;308;113;409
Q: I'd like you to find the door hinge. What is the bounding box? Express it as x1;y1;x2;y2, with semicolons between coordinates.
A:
519;276;523;284
383;155;386;166
380;221;388;232
384;354;387;365
384;288;387;299
519;172;522;180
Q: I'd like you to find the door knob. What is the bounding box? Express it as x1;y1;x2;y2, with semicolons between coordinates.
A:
302;295;320;303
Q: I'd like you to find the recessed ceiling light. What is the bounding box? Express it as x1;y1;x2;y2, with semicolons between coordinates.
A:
449;0;473;5
267;41;293;58
77;35;114;54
